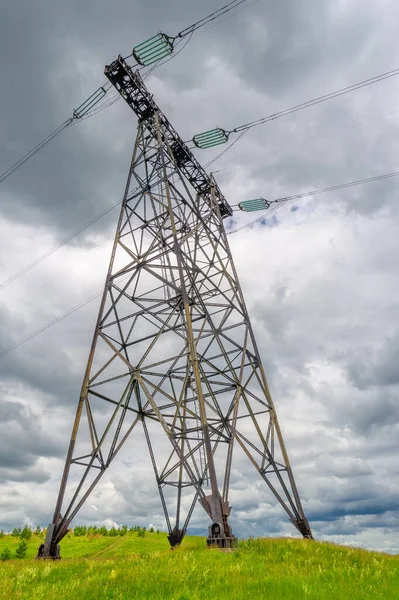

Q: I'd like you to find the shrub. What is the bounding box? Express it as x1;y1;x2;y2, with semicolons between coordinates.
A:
149;527;154;533
0;548;11;562
137;528;146;538
108;527;119;537
0;529;5;538
34;526;42;536
15;539;28;559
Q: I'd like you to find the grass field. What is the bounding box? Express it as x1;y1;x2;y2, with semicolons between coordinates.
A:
0;531;398;599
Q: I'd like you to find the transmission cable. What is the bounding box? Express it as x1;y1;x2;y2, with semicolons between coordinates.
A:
212;108;399;173
0;0;252;186
0;189;140;291
0;196;125;291
190;0;260;40
0;84;112;185
175;0;248;39
0;120;72;184
0;292;101;358
191;67;399;149
2;163;398;291
142;33;195;81
205;129;248;169
0;270;134;359
2;167;399;357
228;169;399;234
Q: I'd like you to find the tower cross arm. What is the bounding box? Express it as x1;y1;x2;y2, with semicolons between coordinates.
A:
104;56;233;219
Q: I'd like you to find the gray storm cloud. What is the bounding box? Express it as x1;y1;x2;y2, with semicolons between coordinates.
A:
0;0;398;552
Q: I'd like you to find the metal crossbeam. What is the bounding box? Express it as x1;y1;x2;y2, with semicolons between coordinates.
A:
104;55;232;219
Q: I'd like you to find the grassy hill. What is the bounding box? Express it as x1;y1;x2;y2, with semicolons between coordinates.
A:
0;531;398;599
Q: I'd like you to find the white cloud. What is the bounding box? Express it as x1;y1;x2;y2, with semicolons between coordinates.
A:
1;0;398;554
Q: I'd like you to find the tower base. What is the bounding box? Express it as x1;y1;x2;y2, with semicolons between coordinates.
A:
36;543;61;560
206;522;237;549
292;517;314;540
167;527;185;548
35;523;62;559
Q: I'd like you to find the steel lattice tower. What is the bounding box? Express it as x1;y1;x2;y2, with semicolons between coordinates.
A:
38;56;312;559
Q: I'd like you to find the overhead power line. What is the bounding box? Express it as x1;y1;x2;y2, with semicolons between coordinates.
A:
131;1;257;81
190;0;260;40
205;130;248;169
228;169;399;234
213;108;399;174
1;166;398;358
0;196;126;291
0;85;114;185
191;66;399;148
272;170;399;203
130;1;249;65
0;292;101;358
0;1;252;186
0;120;72;184
177;0;248;39
2;161;399;293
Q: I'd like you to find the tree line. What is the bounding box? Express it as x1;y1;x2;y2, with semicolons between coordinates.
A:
0;524;160;561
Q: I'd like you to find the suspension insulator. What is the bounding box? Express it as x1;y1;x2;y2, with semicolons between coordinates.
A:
73;87;107;119
133;33;174;66
238;198;270;212
192;128;229;149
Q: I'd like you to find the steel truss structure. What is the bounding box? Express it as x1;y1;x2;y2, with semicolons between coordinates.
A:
37;56;312;559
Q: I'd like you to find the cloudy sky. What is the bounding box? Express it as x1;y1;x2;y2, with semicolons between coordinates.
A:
1;0;399;553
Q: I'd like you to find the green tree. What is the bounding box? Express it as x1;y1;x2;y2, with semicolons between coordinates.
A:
20;526;32;540
34;526;42;535
11;527;21;537
0;529;5;538
149;526;154;533
15;539;28;558
108;527;118;537
0;548;11;561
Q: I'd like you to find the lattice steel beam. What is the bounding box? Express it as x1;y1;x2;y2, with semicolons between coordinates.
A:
37;57;312;559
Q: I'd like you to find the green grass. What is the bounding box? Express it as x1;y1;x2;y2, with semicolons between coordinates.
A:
0;532;398;599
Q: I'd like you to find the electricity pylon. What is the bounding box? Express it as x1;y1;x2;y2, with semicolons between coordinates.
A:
37;56;312;558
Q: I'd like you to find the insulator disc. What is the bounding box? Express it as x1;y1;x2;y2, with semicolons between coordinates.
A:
192;128;229;149
238;198;269;212
133;33;173;66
